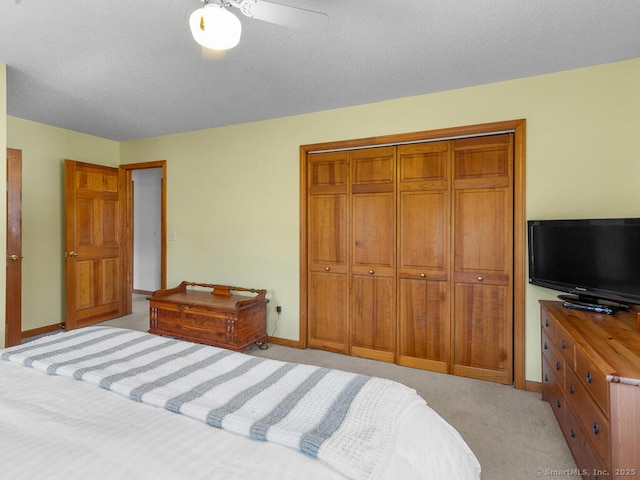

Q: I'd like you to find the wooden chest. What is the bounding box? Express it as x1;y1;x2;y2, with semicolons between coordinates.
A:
148;282;268;351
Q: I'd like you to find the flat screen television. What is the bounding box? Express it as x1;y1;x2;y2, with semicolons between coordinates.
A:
528;218;640;312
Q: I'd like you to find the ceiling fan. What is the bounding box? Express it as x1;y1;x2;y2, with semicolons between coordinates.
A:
190;0;329;51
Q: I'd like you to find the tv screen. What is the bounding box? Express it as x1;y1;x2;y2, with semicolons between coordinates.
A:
528;218;640;307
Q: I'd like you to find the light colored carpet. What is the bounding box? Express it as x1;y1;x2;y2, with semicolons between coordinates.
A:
100;294;577;480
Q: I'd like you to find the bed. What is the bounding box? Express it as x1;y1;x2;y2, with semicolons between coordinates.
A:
0;326;480;480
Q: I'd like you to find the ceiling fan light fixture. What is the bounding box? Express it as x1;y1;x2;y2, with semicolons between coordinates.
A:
189;3;242;50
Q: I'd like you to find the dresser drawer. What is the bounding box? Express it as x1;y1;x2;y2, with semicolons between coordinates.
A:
566;366;611;467
541;309;557;342
565;404;610;476
575;347;609;415
542;330;565;383
554;328;575;367
542;356;566;430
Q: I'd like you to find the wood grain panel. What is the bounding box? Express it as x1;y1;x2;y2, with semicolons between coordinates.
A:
351;146;395;193
452;283;511;383
308;272;348;352
350;274;395;362
100;257;120;304
352;193;395;268
398;191;447;270
309;195;347;264
397;278;449;372
101;199;119;245
309;151;348;193
75;260;95;309
454;188;510;274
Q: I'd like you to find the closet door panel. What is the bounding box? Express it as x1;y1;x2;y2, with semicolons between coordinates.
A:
351;147;395;194
307;152;349;353
351;193;395;273
350;146;396;362
309;194;347;265
398;191;447;270
350;274;395;362
308;271;348;352
451;134;513;384
453;188;511;276
397;142;451;371
452;282;511;382
398;278;449;372
308;151;348;194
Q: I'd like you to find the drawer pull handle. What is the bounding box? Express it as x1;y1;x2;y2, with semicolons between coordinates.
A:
556;400;561;408
586;372;592;383
544;374;548;382
545;319;549;327
555;362;560;371
369;270;374;275
419;273;426;278
570;427;575;438
561;340;566;349
325;267;330;272
592;423;599;435
543;341;547;350
569;384;575;394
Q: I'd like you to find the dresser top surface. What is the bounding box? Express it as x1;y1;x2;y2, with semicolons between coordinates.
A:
541;301;640;384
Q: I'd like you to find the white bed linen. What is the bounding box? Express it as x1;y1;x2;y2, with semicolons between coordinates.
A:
0;348;480;480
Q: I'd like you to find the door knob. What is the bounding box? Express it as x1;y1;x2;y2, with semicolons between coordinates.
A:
68;251;78;257
9;254;20;262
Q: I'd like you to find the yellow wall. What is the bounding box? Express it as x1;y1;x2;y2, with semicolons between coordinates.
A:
0;64;7;346
6;117;119;332
5;58;640;382
121;58;640;382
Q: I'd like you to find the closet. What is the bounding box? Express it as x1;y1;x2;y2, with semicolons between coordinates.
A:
306;133;514;385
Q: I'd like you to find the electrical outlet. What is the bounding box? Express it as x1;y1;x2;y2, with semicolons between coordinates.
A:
276;305;282;313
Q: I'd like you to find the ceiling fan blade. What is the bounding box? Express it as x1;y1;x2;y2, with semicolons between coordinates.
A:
246;1;328;32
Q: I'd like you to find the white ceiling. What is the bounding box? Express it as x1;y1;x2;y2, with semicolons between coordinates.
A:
1;0;639;142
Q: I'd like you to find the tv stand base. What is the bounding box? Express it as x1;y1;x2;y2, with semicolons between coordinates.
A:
557;294;629;315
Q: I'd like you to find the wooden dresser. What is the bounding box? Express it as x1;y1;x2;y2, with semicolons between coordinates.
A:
148;282;268;352
540;301;640;478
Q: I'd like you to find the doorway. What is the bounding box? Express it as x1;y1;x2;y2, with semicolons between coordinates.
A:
132;168;163;294
121;161;167;310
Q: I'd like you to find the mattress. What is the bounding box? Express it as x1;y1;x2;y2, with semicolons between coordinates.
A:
0;327;480;480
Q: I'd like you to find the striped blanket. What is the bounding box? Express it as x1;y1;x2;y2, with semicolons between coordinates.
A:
2;327;423;480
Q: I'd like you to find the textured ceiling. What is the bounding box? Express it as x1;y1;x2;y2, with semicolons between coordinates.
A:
1;0;639;142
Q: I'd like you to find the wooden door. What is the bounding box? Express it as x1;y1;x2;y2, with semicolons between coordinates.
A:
5;149;22;347
65;160;126;330
350;147;396;362
396;142;451;373
451;134;513;384
307;152;350;353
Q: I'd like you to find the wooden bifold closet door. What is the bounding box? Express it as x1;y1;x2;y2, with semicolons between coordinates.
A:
306;134;514;384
